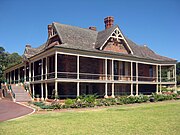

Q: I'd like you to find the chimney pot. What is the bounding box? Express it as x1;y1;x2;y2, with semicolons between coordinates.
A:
104;16;114;29
26;44;31;48
89;26;97;31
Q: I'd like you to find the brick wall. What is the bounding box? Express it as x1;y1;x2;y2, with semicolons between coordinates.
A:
80;57;103;74
103;40;128;54
57;54;77;72
138;64;150;77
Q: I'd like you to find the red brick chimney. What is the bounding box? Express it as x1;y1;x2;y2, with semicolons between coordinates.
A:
48;24;52;37
104;16;114;29
89;26;97;31
26;44;31;48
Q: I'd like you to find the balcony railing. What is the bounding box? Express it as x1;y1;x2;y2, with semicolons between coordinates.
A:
161;77;175;82
6;72;176;83
138;76;157;82
79;73;106;80
57;72;77;79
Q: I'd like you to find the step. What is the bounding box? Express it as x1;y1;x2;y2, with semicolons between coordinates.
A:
11;85;32;102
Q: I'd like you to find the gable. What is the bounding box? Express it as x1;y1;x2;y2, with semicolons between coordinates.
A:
103;38;130;54
101;27;133;54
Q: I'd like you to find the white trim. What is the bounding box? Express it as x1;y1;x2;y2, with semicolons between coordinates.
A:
136;84;138;96
99;27;134;54
105;58;107;80
156;84;159;94
41;59;43;80
45;82;48;99
55;81;58;96
56;51;171;66
55;51;57;79
77;55;79;79
41;83;44;100
29;63;31;82
45;57;47;80
77;82;79;97
24;65;26;82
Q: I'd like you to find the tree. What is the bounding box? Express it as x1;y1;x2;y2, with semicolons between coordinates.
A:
6;52;22;68
0;47;7;82
0;46;22;83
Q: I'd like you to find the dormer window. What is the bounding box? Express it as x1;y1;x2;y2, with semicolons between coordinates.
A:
48;24;57;38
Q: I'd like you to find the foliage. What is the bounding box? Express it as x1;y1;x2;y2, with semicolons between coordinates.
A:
64;98;75;107
77;94;98;103
0;46;22;83
177;91;180;95
33;102;54;109
32;93;179;110
150;93;175;102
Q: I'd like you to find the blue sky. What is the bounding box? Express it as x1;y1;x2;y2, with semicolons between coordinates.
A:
0;0;180;61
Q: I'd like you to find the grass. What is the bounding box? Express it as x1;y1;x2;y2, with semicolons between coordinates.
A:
1;101;180;135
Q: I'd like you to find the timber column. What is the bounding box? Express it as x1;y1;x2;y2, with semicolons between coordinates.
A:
111;59;115;98
104;58;108;98
136;62;138;96
156;65;159;94
55;52;58;98
77;55;80;97
130;62;133;96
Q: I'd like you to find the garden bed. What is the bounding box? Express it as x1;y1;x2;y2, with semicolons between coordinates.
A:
30;93;180;111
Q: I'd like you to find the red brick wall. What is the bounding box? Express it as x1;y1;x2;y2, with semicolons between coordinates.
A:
138;64;149;77
80;57;103;74
57;54;77;72
103;41;128;54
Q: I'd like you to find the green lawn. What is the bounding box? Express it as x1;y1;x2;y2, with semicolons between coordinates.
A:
1;101;180;135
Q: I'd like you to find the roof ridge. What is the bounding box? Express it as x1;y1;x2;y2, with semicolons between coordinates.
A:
53;22;98;33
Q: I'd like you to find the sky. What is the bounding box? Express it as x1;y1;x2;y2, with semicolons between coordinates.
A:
0;0;180;61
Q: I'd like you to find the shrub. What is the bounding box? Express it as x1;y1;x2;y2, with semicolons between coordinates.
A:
118;96;135;104
33;102;45;107
177;91;180;95
77;94;98;103
105;98;117;105
151;93;175;102
51;102;62;109
135;94;149;103
33;102;54;109
65;98;75;106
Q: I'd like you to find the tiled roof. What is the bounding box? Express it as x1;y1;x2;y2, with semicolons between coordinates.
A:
53;22;98;51
23;43;46;58
23;22;176;62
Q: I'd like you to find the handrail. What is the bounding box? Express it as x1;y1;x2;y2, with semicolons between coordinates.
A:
6;72;176;83
9;85;15;99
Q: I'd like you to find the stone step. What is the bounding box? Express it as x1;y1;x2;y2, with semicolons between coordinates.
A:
11;85;32;102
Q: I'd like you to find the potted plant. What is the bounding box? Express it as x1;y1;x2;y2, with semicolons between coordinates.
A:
149;96;155;102
36;94;40;102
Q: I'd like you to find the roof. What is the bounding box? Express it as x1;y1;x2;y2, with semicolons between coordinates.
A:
53;22;98;51
23;43;46;58
23;22;176;62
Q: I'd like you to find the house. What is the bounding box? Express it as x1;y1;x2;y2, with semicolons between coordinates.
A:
4;16;177;100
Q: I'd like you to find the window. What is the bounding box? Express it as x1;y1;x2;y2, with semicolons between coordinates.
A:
149;66;153;77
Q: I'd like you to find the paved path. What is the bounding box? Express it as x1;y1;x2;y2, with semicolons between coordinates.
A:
0;99;34;122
